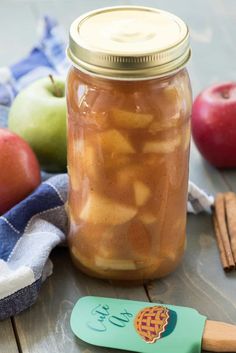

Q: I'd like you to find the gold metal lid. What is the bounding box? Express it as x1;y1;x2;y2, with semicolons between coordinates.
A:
67;6;190;79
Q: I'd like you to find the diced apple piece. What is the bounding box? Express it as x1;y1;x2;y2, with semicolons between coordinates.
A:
67;137;84;190
99;225;136;260
111;109;153;129
163;85;180;99
182;124;191;150
98;228;117;258
87;112;109;129
71;245;80;259
116;164;144;188
74;138;84;153
80;192;137;224
68;162;82;191
134;181;151;206
91;90;123;115
95;256;137;270
84;145;97;180
158;86;181;118
148;113;180;134
69;142;98;190
71;246;92;268
143;135;181;154
160;250;178;262
138;211;157;224
99;129;135;154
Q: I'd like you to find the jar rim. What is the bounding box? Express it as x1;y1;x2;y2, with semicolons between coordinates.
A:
67;6;191;80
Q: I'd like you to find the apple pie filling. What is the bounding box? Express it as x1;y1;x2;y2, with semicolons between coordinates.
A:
66;67;192;281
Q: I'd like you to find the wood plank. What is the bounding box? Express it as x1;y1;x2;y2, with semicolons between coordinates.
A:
0;319;19;353
14;248;148;353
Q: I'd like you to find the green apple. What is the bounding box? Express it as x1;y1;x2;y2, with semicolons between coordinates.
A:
8;76;67;172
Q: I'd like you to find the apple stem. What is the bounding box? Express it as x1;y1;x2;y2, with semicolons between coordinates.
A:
49;74;61;97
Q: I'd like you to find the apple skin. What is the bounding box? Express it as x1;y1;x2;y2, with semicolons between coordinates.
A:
192;82;236;168
8;77;67;172
0;129;41;215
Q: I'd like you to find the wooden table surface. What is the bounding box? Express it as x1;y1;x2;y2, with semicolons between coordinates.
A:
1;0;236;352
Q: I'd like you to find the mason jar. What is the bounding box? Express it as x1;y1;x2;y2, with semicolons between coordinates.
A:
66;6;192;282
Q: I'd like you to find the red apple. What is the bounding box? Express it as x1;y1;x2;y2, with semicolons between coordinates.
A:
192;82;236;168
0;129;41;214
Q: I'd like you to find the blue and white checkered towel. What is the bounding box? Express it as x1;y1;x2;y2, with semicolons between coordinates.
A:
0;175;68;320
0;16;214;321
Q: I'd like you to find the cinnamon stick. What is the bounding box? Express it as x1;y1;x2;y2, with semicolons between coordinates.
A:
213;214;230;271
214;193;235;270
224;192;236;263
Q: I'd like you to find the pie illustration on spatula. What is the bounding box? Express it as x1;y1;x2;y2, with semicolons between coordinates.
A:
134;305;176;344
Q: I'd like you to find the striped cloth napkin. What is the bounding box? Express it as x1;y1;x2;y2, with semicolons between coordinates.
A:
0;17;214;320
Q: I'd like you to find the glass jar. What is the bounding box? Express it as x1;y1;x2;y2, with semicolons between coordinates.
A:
66;6;192;282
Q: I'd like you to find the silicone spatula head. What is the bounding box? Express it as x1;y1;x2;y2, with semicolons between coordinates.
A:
70;296;206;353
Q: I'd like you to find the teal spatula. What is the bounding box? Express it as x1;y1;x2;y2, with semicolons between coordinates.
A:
70;296;236;353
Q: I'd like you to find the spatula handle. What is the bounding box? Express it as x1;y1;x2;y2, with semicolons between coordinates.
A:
202;320;236;352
